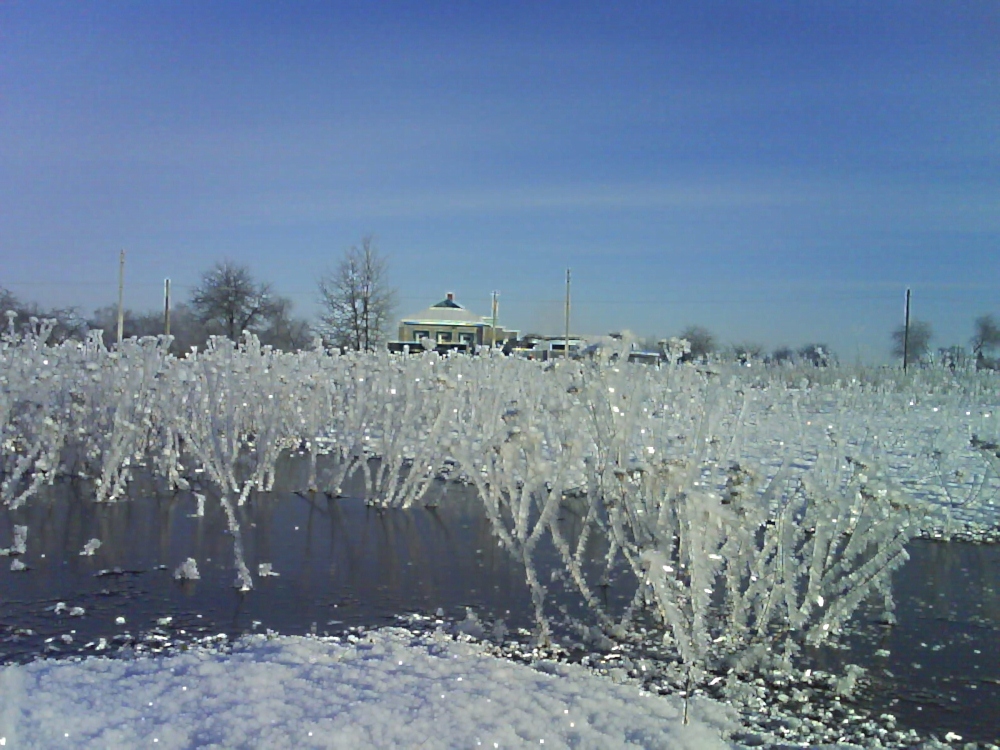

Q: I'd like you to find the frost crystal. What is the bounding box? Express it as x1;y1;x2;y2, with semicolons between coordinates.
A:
79;538;101;556
174;558;201;581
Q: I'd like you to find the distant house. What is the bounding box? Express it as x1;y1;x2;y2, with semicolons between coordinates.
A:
521;336;586;360
388;293;518;353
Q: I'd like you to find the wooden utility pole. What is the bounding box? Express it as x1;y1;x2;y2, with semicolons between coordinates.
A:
903;287;911;371
164;278;171;337
564;268;571;359
116;249;126;346
491;291;499;349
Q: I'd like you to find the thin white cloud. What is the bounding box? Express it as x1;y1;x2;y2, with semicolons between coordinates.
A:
230;181;824;223
223;179;1000;235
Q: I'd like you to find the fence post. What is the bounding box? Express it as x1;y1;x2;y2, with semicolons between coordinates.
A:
903;287;911;371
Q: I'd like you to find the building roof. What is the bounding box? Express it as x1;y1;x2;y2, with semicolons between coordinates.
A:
401;294;487;326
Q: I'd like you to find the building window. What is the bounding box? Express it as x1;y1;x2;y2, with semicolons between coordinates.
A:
437;331;453;343
459;332;475;344
413;330;430;341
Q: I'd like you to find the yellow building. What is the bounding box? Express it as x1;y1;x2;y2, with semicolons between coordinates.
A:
391;293;517;352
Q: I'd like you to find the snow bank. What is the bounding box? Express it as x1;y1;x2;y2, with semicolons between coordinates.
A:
0;628;736;749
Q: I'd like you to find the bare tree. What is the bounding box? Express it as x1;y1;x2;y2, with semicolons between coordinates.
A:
730;341;765;365
258;297;313;352
190;260;279;341
798;343;835;367
317;236;396;351
167;303;211;354
767;346;795;365
971;314;1000;367
678;325;715;363
937;345;968;371
891;319;932;367
89;305;163;348
1;287;86;343
89;302;210;353
0;287;19;315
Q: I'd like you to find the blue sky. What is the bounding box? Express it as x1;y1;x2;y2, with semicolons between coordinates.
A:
1;1;997;361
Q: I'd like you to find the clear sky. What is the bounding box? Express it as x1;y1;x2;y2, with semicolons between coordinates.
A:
1;1;997;361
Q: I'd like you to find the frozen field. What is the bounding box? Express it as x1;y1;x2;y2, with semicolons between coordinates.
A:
2;334;1000;747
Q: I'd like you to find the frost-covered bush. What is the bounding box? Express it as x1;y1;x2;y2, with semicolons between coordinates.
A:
450;357;588;642
0;334;75;508
88;336;173;503
0;524;28;556
324;350;460;508
0;331;996;673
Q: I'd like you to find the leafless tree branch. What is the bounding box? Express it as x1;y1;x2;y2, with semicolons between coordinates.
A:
317;236;396;351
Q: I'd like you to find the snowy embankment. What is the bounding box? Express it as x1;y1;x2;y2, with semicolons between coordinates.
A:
0;629;738;750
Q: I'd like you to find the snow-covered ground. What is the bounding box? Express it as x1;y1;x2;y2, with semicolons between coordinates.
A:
0;628;739;750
